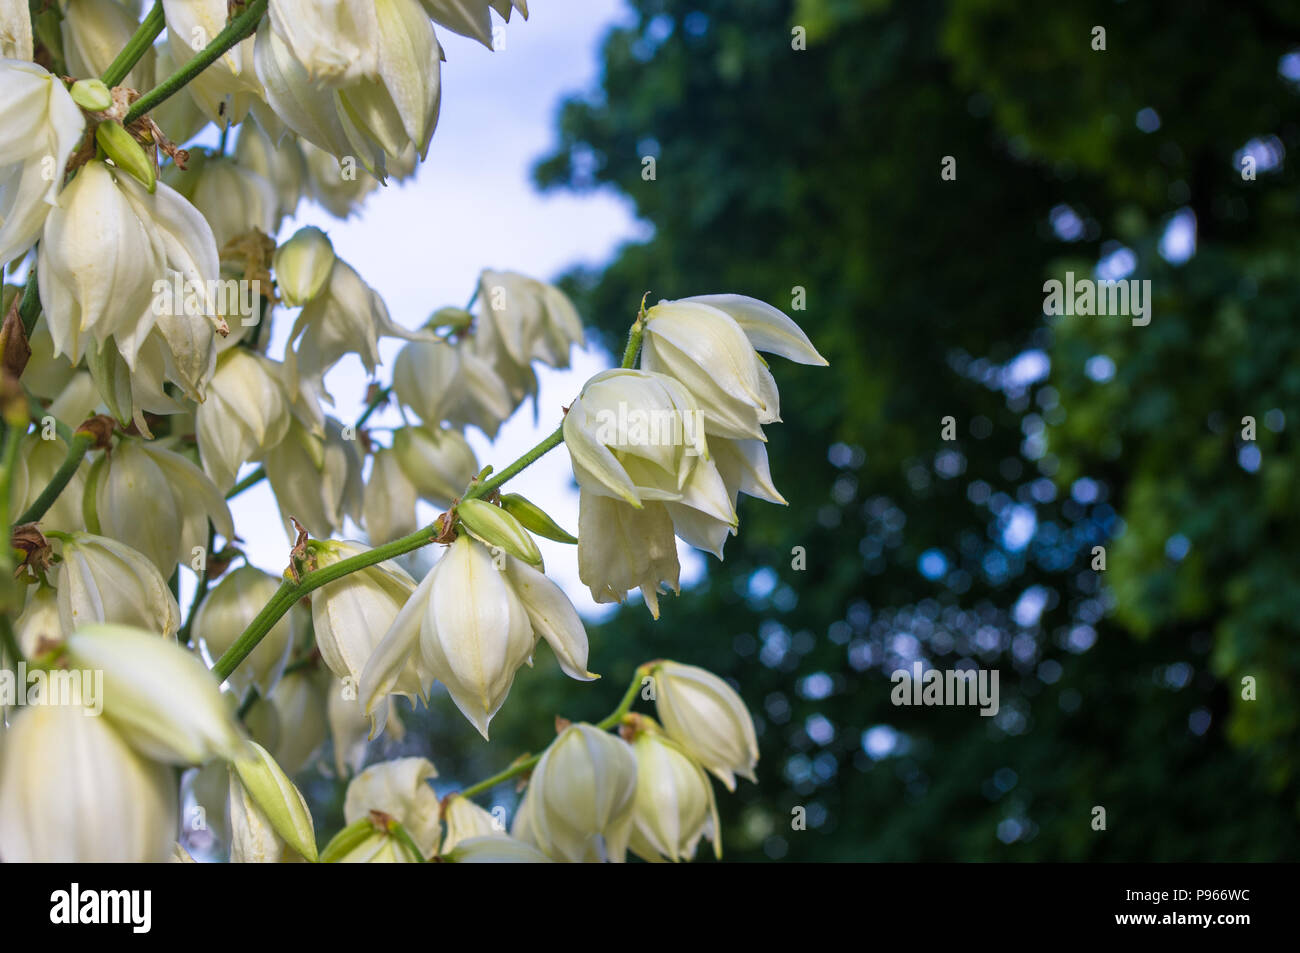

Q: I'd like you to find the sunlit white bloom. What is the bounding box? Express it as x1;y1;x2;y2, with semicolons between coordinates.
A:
393;337;513;437
196;350;292;490
56;533;181;638
513;723;638;863
161;0;261;125
360;535;595;739
0;60;83;267
87;439;234;577
193;566;296;696
264;417;363;538
62;0;154;91
627;726;721;862
472;270;584;404
640;294;827;440
0;703;176;862
65;623;246;764
652;661;758;791
268;0;380;85
167;152;277;252
391;425;478;509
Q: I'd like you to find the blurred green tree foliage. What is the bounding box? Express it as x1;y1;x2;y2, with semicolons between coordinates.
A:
485;0;1300;860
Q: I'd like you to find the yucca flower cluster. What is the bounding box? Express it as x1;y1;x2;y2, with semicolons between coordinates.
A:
0;0;826;864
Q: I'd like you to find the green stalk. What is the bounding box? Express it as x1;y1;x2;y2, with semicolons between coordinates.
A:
15;431;93;526
387;820;427;863
18;269;40;337
225;467;265;500
463;425;563;501
100;1;165;87
124;0;269;123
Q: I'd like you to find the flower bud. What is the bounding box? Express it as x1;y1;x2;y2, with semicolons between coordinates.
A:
513;723;638;863
652;661;758;791
342;757;440;859
69;79;112;112
273;226;336;307
440;796;505;856
228;765;283;863
627;726;721;862
499;492;577;544
65;623;246;765
391;425;478;509
95;120;155;193
456;498;542;567
231;741;318;862
0;703;177;862
56;533;180;638
264;416;363;538
62;0;154;91
193;566;296;695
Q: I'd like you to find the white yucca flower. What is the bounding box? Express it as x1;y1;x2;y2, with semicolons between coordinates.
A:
234;116;308;227
55;533;181;638
161;0;262;125
471;269;584;402
360;535;595;739
195;350;292;491
392;336;514;437
391;425;479;509
0;704;177;862
361;448;420;545
340;757;440;860
166;152;278;252
440;795;505;855
263;417;364;538
652;661;758;791
513;723;638;863
640;294;827;440
272;225;335;308
627;726;721;862
0;0;33;60
0;60;83;267
576;490;680;618
267;0;381;86
86;439;234;577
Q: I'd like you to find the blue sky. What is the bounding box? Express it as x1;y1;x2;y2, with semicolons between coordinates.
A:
221;1;706;618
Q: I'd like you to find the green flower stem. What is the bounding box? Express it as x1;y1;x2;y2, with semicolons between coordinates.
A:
456;666;648;800
387;820;428;863
354;387;391;429
212;423;567;682
18;268;40;337
463;424;564;502
15;430;93;526
100;1;165;88
621;321;644;369
124;0;269;124
225;467;265;500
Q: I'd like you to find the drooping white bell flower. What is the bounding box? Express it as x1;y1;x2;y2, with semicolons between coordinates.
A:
267;0;381;86
440;795;505;855
55;533;181;638
513;722;638;863
575;490;680;618
161;0;262;125
86;439;234;577
342;757;441;858
263;417;364;538
392;336;513;436
361;448;420;545
235;116;308;227
391;425;479;509
0;60;84;267
627;725;721;863
0;703;177;862
651;661;758;791
195;350;293;491
61;0;154;91
166;152;278;253
360;535;594;739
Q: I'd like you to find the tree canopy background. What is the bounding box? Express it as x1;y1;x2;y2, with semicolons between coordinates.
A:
323;0;1300;861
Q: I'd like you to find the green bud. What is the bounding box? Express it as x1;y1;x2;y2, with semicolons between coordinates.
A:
232;742;319;862
499;493;578;544
456;498;543;567
427;306;473;333
95;121;155;194
273;226;336;307
70;79;113;112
